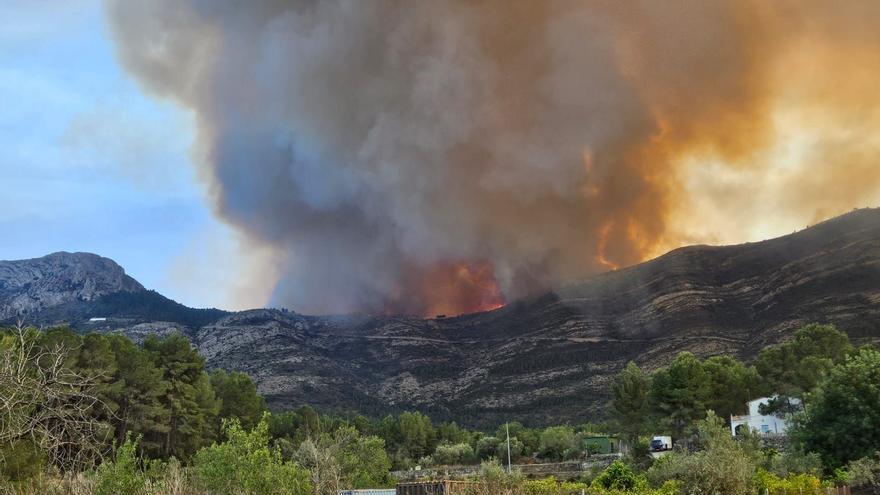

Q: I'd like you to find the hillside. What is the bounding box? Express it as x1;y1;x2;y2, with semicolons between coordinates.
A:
3;209;880;427
0;252;228;329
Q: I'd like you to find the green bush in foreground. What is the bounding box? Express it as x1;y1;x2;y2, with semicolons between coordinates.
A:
647;412;758;495
754;469;824;495
591;461;646;492
92;434;163;495
193;415;311;495
845;453;880;494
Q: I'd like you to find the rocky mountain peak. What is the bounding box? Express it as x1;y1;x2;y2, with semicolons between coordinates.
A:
0;251;144;321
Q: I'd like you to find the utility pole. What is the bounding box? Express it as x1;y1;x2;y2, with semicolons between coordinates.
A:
506;422;512;474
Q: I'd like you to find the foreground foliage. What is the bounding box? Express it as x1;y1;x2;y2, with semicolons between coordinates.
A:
2;323;876;494
193;416;311;495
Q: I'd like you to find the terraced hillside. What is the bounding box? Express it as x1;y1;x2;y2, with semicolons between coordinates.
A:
4;209;880;427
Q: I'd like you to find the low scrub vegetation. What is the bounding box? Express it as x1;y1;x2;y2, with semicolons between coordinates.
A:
1;323;878;494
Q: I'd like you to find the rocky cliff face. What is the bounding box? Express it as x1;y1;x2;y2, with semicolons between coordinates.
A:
3;209;880;427
190;209;880;426
0;252;143;322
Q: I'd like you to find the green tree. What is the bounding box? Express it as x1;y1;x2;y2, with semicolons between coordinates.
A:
194;415;311;495
756;324;852;412
335;427;392;488
612;361;652;444
437;421;471;445
210;369;267;430
396;411;436;460
702;355;761;420
474;435;499;461
494;422;539;456
434;442;476;465
650;352;711;439
791;347;880;469
538;426;575;461
105;334;169;453
295;426;391;494
143;334;219;459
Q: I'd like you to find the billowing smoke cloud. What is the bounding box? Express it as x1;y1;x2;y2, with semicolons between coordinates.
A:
106;1;880;316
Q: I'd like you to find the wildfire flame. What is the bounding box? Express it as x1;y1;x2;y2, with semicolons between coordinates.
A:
386;261;505;317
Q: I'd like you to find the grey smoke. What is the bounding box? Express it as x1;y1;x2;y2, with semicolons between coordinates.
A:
105;0;880;315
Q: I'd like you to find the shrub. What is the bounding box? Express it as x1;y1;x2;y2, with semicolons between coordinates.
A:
754;469;824;495
591;460;647;492
474;458;523;493
0;440;44;481
193;415;311;495
764;448;823;477
846;453;880;494
92;434;163;495
646;412;758;495
434;442;476;465
522;476;588;495
476;436;501;460
540;427;576;461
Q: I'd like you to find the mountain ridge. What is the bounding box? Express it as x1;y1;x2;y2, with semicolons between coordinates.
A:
2;208;879;427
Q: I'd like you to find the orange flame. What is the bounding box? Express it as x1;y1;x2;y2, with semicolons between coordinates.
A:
595;221;621;271
387;260;505;317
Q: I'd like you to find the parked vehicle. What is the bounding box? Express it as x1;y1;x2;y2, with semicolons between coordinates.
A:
650;435;672;452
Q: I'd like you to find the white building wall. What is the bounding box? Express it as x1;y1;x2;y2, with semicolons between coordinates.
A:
730;397;799;436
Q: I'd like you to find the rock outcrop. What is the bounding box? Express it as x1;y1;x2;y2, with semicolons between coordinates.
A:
0;252;143;321
3;209;880;427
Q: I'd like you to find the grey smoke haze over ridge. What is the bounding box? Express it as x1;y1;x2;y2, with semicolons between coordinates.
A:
105;1;880;315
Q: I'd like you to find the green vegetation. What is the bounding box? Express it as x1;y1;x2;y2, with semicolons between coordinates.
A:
790;346;880;469
1;322;877;494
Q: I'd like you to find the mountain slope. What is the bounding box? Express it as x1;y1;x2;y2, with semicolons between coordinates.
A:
197;208;880;426
0;252;228;328
0;252;143;321
2;209;879;427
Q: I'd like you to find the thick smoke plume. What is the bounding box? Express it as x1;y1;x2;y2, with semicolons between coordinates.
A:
107;1;880;316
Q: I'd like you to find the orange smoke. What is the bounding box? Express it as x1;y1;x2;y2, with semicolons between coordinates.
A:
108;0;880;317
386;261;505;317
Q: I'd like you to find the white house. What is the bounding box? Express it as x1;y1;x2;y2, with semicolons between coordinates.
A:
730;397;800;437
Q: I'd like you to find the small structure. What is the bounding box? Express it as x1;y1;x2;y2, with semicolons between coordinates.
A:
730;397;801;436
396;481;478;495
582;436;619;455
88;317;107;322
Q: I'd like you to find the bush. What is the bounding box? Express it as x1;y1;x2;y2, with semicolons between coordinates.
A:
522;476;588;495
193;415;311;495
754;469;824;495
0;440;44;481
474;458;523;493
539;427;576;461
846;453;880;494
92;434;163;495
434;442;476;465
591;460;647;492
646;412;758;495
764;448;823;477
476;436;501;460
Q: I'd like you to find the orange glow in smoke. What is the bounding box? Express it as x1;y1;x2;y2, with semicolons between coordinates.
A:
389;260;505;317
594;221;621;271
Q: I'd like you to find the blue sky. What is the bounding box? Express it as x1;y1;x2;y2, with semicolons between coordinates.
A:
0;0;251;309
